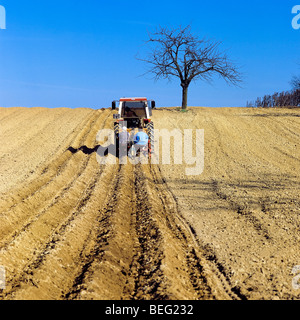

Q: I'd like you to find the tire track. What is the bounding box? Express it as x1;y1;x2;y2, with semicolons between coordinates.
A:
125;164;167;300
121;163;215;300
212;180;271;241
148;164;211;299
147;164;246;300
62;162;169;300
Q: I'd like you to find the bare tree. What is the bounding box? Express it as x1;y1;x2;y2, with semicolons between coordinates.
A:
291;75;300;90
138;25;242;109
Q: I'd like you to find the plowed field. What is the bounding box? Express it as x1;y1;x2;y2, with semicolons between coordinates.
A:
0;106;299;300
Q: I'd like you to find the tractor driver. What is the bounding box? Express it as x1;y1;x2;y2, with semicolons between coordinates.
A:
124;107;138;118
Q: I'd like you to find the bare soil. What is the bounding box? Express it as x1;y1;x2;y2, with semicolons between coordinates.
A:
0;106;299;300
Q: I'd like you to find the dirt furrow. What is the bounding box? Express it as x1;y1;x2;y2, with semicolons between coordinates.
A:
2;163;109;300
0;160;98;297
0;110;94;210
0;110;111;247
123;164;167;300
0;109;99;210
0;111;113;298
64;164;134;300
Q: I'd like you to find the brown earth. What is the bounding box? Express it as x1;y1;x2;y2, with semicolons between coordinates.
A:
0;106;299;300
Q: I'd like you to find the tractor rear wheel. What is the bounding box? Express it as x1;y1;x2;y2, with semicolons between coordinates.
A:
114;122;120;157
146;121;154;155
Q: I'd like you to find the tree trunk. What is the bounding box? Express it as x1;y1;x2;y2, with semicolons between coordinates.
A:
181;84;188;110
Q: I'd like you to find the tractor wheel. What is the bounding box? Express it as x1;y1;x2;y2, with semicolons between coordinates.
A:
114;122;120;157
114;122;120;136
146;121;154;154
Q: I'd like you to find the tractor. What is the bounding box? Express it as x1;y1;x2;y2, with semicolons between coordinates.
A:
112;97;155;158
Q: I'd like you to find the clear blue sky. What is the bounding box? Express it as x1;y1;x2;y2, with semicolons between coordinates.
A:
0;0;299;108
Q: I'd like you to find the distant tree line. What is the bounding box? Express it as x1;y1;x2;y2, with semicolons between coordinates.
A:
246;89;300;108
291;75;300;90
